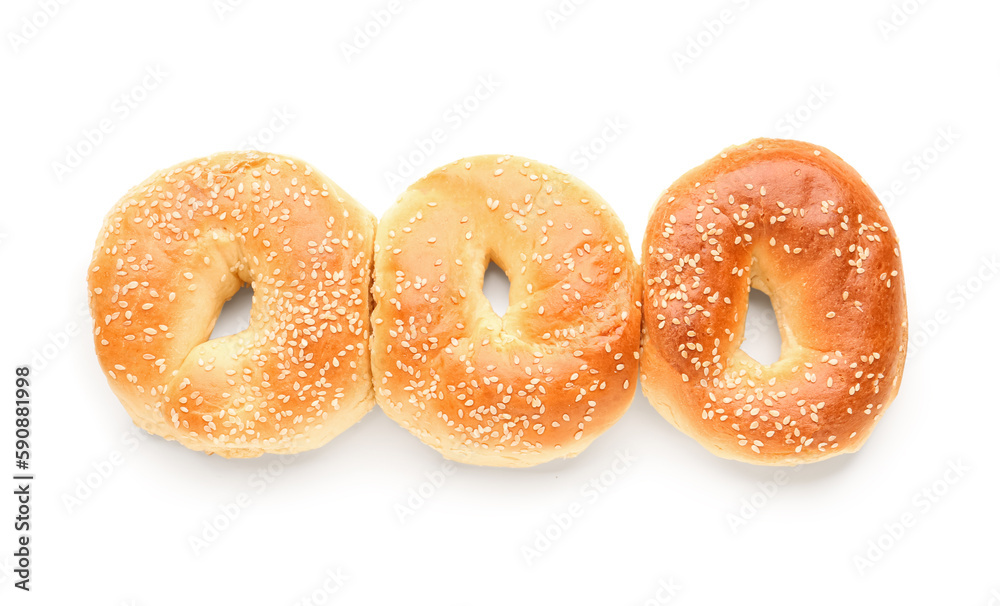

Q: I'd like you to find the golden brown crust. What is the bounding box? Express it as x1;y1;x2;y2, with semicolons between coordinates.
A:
372;155;641;467
88;151;376;457
640;139;907;465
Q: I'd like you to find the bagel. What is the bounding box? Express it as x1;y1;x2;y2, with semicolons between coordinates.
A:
88;151;377;457
640;139;907;465
371;155;642;467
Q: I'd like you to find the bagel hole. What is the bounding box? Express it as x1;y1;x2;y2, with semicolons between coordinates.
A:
483;261;511;316
210;284;253;339
741;288;782;365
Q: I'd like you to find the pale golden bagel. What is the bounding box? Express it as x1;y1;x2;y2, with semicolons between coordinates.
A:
372;155;642;467
640;139;907;465
88;151;376;457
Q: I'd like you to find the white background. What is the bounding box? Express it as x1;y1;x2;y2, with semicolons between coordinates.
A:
2;0;999;604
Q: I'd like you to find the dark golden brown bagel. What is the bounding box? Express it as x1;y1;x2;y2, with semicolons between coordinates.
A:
372;155;642;467
640;139;907;465
88;151;377;457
